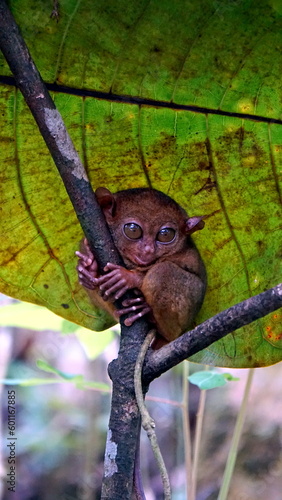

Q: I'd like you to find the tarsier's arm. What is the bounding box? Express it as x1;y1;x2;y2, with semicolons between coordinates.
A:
76;239;151;326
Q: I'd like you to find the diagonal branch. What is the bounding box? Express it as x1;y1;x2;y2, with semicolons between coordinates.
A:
0;0;119;270
144;283;282;383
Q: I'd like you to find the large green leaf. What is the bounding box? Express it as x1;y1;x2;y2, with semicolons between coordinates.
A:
0;0;281;367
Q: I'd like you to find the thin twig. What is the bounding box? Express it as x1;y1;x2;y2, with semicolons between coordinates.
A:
182;362;193;500
191;370;207;500
217;369;254;500
134;330;172;500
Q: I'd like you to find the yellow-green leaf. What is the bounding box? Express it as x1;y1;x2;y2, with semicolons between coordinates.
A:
0;0;281;368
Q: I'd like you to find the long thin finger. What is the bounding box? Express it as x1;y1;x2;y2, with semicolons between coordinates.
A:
75;251;93;266
104;262;121;272
77;265;97;282
78;276;96;290
116;303;145;316
75;251;86;260
78;241;93;259
95;270;120;285
101;279;127;298
124;306;151;326
113;286;129;300
84;238;91;249
122;297;145;307
77;271;97;285
99;274;124;291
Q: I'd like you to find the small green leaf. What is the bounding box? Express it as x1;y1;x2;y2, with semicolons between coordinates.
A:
189;370;239;390
74;380;110;391
36;359;79;380
36;359;110;391
0;378;61;386
222;373;240;382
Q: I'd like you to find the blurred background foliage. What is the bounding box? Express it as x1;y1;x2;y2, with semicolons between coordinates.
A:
0;295;281;499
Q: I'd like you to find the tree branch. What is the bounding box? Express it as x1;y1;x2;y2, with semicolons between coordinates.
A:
0;0;119;270
144;283;282;383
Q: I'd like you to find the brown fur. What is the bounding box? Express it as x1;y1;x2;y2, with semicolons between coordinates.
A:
78;187;206;343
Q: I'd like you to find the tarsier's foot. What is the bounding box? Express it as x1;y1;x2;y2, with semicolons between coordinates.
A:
115;297;152;326
75;239;98;290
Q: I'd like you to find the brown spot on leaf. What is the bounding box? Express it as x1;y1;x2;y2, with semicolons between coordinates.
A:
198;160;210;171
151;45;161;53
257;240;266;254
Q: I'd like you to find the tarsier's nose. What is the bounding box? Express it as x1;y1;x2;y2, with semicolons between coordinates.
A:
143;241;155;255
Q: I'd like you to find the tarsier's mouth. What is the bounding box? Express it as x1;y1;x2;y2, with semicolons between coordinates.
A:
132;255;156;267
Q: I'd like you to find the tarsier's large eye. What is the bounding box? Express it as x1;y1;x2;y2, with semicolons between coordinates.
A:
123;223;143;240
157;227;176;243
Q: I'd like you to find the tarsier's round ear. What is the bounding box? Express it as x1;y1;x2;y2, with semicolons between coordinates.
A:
95;187;116;216
185;216;205;235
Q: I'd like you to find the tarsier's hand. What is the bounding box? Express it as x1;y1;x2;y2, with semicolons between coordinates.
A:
76;240;152;326
76;239;98;290
76;240;142;298
96;262;143;301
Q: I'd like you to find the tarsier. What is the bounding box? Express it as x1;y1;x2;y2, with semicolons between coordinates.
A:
76;187;207;345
